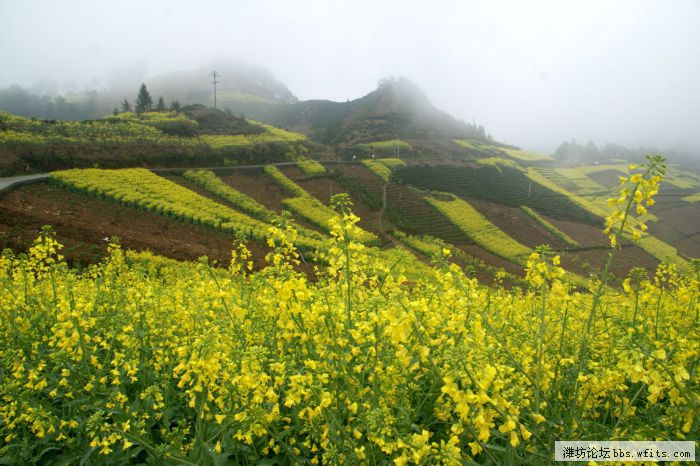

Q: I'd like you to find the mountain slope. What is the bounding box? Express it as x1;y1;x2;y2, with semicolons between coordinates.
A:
144;61;299;106
223;77;490;157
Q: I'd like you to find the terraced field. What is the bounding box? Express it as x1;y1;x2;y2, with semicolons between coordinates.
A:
263;165;379;245
394;162;598;223
529;165;690;265
1;158;694;286
453;139;551;161
426;194;532;265
361;157;407;181
50;168;324;251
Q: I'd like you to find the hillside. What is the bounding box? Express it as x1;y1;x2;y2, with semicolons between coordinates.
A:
3;157;697;287
144;61;299;106
1;75;699;278
224;77;494;159
0;107;317;176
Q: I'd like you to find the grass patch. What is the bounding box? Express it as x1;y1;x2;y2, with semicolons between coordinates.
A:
682;192;700;203
356;139;411;151
376;158;406;169
296;157;326;177
361;160;393;181
200;122;305;149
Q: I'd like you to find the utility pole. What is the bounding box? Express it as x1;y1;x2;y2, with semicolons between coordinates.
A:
210;71;219;109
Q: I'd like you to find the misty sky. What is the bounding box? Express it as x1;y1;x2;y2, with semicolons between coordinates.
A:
2;0;700;153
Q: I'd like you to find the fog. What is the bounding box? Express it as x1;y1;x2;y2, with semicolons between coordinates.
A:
2;0;700;153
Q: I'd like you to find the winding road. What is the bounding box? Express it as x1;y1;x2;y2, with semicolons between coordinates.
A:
0;173;49;195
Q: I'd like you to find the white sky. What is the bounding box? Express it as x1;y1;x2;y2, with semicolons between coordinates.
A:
1;0;700;153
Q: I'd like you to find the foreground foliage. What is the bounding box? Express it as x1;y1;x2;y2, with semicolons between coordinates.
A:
1;226;698;464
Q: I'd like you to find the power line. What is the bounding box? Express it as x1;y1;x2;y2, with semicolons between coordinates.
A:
210;71;219;110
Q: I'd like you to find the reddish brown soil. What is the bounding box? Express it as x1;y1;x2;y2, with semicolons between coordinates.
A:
541;213;661;277
280;166;386;240
333;164;385;194
466;198;567;249
219;171;288;211
652;204;700;237
546;217;608;248
677;234;700;259
587;170;624;188
0;172;677;283
559;245;659;280
0;182;313;274
215;171;326;235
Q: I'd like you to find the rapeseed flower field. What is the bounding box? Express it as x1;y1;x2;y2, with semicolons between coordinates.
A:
0;156;697;464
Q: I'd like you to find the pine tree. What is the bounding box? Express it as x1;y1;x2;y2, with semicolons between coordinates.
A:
156;96;166;111
121;99;131;112
171;100;181;111
134;84;153;114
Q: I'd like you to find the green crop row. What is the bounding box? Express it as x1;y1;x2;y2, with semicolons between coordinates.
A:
498;147;551;161
376;158;406;169
453;139;499;153
576;164;628;176
263;165;308;197
182;169;326;243
356;139;411;151
391;230;442;257
394;162;599;224
50;168;323;251
265;165;379;245
682;192;700;203
519;206;578;247
0;113;200;147
107;111;199;134
281;197;378;245
632;235;687;268
455;140;550;161
182;169;276;221
296;157;326;177
525;168;609;219
370;246;433;281
0;112;305;151
199;123;305;149
362;160;393;181
391;230;532;288
426;194;531;264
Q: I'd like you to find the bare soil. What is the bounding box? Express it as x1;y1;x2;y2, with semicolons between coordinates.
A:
0;182;293;273
215;171;326;235
280;166;386;240
466;197;567;249
545;217;608;248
